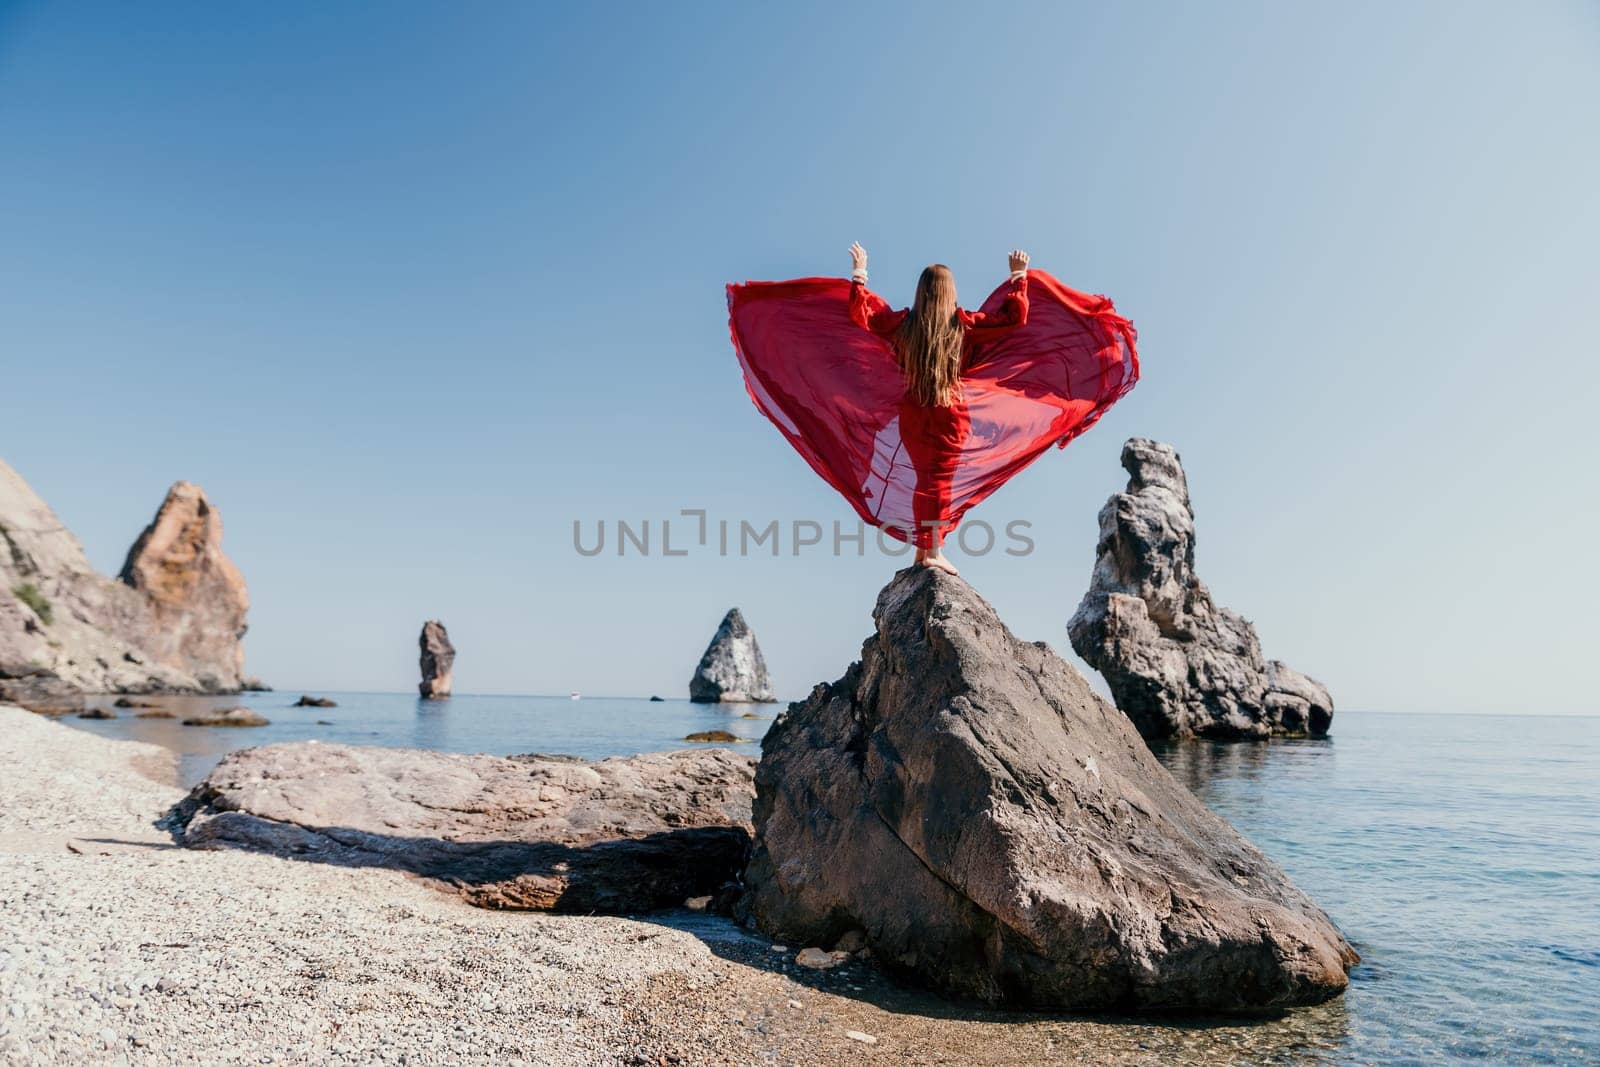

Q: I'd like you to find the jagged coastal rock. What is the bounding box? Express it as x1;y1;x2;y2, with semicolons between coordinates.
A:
741;567;1355;1013
418;620;454;699
0;460;257;705
118;482;251;691
1068;439;1334;740
175;743;756;912
689;608;775;703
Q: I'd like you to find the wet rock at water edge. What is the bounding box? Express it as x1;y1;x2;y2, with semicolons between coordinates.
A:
173;743;757;913
182;706;269;727
740;566;1356;1013
418;620;454;700
77;706;117;720
0;668;85;715
689;608;775;703
684;730;746;743
292;695;336;708
1067;438;1334;740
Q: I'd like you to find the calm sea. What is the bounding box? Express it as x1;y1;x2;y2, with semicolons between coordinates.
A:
64;697;1600;1064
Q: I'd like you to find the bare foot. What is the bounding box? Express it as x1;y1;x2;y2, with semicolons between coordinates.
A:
918;553;961;577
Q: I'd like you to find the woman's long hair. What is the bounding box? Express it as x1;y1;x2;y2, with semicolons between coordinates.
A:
896;264;964;407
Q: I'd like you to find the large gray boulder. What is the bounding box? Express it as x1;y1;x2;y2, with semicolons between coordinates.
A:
740;566;1355;1013
173;742;756;913
688;608;774;703
0;460;257;702
1067;439;1333;740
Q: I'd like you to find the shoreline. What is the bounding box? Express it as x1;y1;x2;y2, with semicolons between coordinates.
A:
0;704;1348;1065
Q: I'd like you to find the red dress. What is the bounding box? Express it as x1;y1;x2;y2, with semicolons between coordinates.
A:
726;269;1138;549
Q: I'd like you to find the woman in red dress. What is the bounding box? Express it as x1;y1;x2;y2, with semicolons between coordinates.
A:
725;247;1137;577
846;242;1030;576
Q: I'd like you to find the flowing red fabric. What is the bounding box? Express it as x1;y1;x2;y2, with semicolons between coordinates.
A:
726;269;1139;546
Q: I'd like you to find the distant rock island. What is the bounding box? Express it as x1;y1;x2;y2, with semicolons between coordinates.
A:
1068;439;1334;740
0;460;258;710
742;566;1355;1012
689;608;775;703
418;620;454;699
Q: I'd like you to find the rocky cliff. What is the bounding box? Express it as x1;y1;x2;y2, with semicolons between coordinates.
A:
689;608;774;703
0;460;256;702
741;566;1355;1013
1068;439;1334;740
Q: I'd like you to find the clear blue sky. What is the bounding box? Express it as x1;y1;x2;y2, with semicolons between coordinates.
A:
2;2;1596;714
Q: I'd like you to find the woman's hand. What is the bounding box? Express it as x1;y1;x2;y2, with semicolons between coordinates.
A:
1008;249;1030;274
849;242;868;276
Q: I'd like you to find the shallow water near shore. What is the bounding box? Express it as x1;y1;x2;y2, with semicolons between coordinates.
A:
63;699;1600;1063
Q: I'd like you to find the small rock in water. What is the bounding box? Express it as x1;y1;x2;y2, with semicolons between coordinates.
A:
769;944;788;952
845;1031;877;1045
684;896;711;911
78;707;116;720
683;730;744;743
182;707;268;727
794;947;841;970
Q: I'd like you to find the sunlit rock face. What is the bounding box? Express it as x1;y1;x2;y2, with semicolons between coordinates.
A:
0;461;255;704
689;608;774;703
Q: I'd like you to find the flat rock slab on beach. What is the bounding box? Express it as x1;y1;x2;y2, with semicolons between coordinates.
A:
173;742;756;913
742;566;1357;1014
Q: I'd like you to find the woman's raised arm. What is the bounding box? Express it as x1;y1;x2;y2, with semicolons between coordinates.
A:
962;249;1030;337
846;241;905;336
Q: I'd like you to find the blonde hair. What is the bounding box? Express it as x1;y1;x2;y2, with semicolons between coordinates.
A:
896;264;963;407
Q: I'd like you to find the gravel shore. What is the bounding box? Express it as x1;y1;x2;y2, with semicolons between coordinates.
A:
0;705;1345;1065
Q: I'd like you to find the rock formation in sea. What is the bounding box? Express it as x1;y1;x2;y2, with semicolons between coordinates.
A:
418;620;454;699
1067;438;1334;740
174;743;756;913
689;608;775;703
740;566;1356;1013
0;459;258;707
118;481;251;692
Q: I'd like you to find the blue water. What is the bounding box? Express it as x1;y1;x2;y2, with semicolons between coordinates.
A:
64;698;1600;1063
65;691;773;788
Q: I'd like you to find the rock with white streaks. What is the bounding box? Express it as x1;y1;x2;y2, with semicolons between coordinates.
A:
1067;439;1334;740
689;608;774;703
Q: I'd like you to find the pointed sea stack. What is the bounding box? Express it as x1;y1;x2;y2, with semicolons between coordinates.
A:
688;608;774;703
119;481;251;691
1067;438;1334;740
418;620;455;699
740;566;1355;1013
